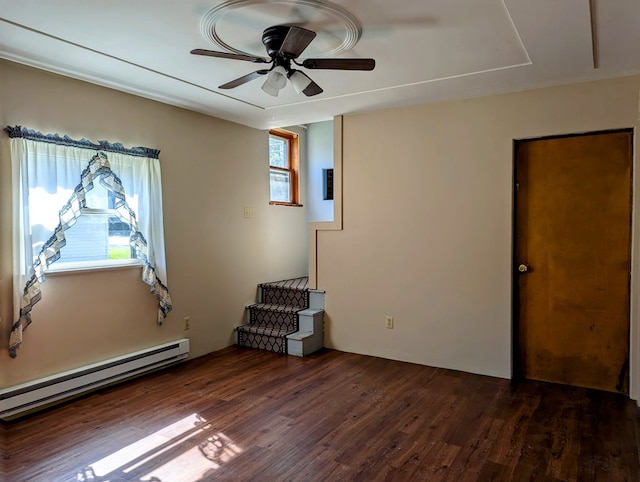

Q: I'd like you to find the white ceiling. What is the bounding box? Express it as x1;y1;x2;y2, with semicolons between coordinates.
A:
1;0;639;130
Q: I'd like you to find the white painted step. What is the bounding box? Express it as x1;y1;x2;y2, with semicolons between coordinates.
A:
287;308;324;357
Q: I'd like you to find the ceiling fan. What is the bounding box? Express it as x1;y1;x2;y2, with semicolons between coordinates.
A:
191;25;375;97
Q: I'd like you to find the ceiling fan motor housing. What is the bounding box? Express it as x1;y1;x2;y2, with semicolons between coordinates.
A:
262;25;297;59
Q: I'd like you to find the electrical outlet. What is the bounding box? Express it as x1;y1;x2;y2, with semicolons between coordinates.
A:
386;316;394;329
184;316;190;330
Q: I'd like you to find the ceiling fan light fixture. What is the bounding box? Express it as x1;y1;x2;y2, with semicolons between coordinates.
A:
267;65;288;88
192;25;376;98
289;70;312;95
262;65;288;96
261;79;280;97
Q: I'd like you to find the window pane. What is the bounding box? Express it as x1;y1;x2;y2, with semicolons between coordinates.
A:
58;214;134;263
108;216;135;259
270;170;291;203
269;136;289;168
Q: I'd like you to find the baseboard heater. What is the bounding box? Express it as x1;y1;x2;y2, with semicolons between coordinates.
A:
0;338;189;420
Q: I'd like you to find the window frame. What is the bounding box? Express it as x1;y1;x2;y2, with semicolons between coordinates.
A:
269;128;302;207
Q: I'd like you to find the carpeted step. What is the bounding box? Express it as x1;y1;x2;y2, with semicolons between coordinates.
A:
259;277;309;308
236;325;290;354
237;276;316;355
247;303;301;332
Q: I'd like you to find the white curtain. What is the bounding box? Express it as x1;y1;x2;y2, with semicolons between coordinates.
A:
8;130;171;357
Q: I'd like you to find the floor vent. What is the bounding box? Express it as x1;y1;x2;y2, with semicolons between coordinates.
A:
0;338;189;420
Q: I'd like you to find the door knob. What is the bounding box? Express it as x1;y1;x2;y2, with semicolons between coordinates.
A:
518;263;529;273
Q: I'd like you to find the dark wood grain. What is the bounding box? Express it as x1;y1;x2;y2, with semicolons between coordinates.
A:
1;347;638;481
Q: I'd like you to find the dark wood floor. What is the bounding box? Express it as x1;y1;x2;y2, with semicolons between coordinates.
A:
1;347;639;481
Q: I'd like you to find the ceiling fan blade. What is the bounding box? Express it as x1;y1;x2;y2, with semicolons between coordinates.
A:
278;26;316;58
302;58;376;71
302;80;323;97
191;49;268;63
219;69;269;89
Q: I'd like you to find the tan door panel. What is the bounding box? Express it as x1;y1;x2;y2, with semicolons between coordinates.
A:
514;130;632;393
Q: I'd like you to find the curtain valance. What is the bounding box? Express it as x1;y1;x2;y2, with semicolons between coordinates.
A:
5;125;160;159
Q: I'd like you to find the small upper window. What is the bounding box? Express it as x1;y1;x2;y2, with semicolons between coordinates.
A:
269;129;300;206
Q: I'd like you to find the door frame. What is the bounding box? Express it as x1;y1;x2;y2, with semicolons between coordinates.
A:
511;128;635;392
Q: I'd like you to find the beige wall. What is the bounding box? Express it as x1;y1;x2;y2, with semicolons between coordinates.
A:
316;76;640;397
0;60;308;387
3;57;639;400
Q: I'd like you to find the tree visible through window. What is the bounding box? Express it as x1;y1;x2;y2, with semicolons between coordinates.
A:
269;129;300;205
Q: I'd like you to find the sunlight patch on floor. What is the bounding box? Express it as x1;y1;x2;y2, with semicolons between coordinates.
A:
76;413;242;481
143;432;242;481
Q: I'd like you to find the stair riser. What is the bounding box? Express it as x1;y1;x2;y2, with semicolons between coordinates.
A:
237;330;287;354
250;310;298;331
297;310;324;333
260;287;309;307
309;290;325;310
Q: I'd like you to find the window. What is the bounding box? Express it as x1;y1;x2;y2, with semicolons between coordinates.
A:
269;129;300;206
25;152;148;272
54;184;137;268
12;141;167;277
6;125;173;357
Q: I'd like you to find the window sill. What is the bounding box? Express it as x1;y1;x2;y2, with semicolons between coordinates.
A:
269;201;304;207
46;259;143;276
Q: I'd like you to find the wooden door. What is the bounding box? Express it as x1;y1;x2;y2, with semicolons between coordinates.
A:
514;130;633;394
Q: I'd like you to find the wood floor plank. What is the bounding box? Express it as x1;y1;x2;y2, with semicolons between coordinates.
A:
1;346;638;481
